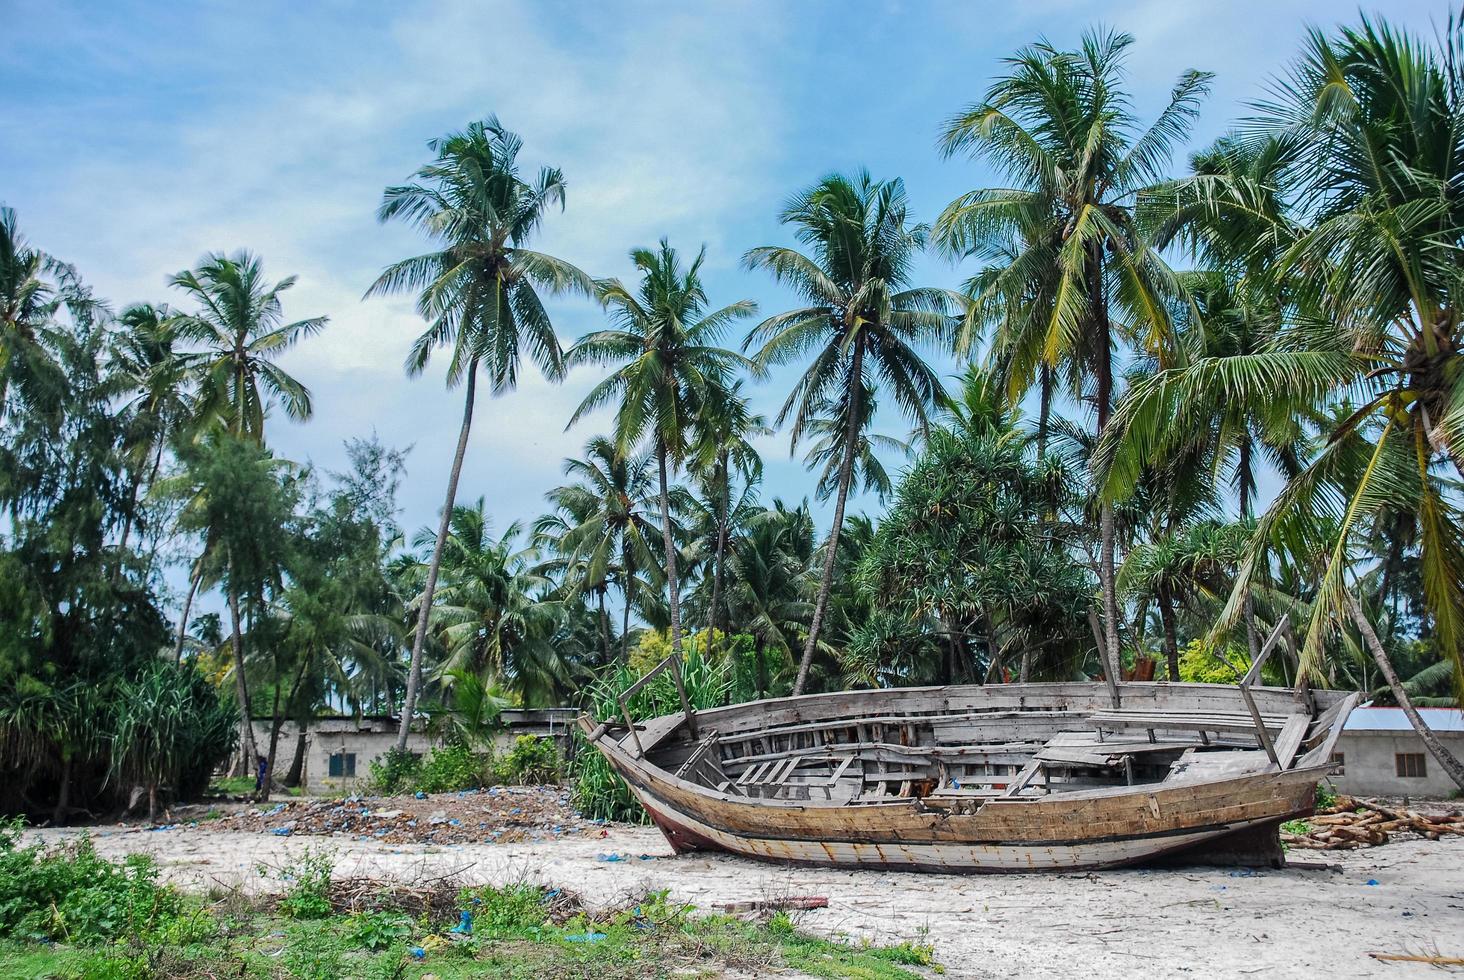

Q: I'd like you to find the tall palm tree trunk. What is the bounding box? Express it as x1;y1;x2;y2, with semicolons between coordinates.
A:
656;439;684;657
398;365;477;751
793;343;865;696
1348;595;1464;790
1036;363;1054;459
597;587;612;663
172;559;203;662
1157;583;1180;681
226;557;258;781
1238;438;1262;662
709;453;730;646
621;579;633;665
265;652;311;801
1092;273;1122;681
284;724;308;788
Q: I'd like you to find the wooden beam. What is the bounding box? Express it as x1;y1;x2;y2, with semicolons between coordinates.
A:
1001;758;1044;797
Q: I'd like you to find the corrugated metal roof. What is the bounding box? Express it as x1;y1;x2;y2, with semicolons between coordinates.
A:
1343;706;1464;733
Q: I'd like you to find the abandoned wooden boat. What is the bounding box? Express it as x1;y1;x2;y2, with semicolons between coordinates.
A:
581;631;1358;873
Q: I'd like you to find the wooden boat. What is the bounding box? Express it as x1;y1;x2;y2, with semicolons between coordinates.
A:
581;630;1358;873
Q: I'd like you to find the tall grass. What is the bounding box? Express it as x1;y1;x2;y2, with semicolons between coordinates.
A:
573;642;730;822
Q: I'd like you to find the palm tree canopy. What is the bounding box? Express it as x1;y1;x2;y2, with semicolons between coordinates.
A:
170;250;326;441
936;29;1211;385
744;171;960;449
367;117;593;393
569;239;757;462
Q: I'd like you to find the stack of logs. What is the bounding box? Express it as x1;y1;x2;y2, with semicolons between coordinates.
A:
1282;796;1464;850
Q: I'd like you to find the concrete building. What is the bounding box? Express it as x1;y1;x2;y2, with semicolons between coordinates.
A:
1329;707;1463;798
245;709;578;794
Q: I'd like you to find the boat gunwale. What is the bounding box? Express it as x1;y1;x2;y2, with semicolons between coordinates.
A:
587;681;1346;815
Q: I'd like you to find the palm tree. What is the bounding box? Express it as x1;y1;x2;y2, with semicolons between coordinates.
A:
113;303;195;573
936;30;1210;679
0;207;64;420
167;252;322;671
744;171;958;694
367;118;592;749
161;437;301;783
1119;521;1248;680
801;388;908;505
724;500;818;694
423;501;579;706
688;380;768;645
568;240;756;663
537;435;661;663
170;251;325;441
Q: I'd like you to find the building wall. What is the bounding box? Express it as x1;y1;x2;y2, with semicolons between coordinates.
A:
1330;731;1464;798
250;721;432;794
247;711;578;794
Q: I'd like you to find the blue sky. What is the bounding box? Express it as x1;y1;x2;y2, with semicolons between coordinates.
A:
0;0;1451;560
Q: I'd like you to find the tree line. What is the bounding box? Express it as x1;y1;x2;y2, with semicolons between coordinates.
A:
4;12;1463;817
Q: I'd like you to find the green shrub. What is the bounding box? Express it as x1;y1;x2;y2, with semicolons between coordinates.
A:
415;743;490;793
369;744;493;795
460;884;551;937
493;735;561;785
0;821;185;946
367;746;422;795
267;849;334;921
573;641;730;822
344;911;413;951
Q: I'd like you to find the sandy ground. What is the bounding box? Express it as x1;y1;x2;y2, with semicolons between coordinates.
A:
25;821;1464;979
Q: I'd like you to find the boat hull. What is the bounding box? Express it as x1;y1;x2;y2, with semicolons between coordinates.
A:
604;742;1320;872
586;681;1352;873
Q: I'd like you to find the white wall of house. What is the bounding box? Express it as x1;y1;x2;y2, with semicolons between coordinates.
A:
246;709;578;794
250;719;431;794
1328;708;1463;799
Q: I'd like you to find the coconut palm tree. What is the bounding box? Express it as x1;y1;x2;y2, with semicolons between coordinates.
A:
170;251;325;442
724;500;818;693
1101;18;1464;785
936;30;1210;678
0;207;65;420
166;252;322;671
688;380;768;645
113;303;196;573
536;435;661;664
568;239;756;662
1119;521;1248;680
367;117;592;748
423;501;579;706
801;387;908;505
160;437;302;783
744;171;959;694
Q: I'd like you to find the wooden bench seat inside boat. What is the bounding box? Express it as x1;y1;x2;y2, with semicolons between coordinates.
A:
1087;708;1297;737
1035;731;1199;767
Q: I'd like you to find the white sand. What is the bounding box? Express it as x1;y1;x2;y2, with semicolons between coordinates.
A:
26;824;1464;979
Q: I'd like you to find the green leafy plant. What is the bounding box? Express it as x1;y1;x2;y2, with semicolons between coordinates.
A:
573;641;730;821
368;746;422;795
344;910;413;951
0;822;188;947
267;849;334;921
459;883;552;938
493;735;561;785
415;744;491;793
